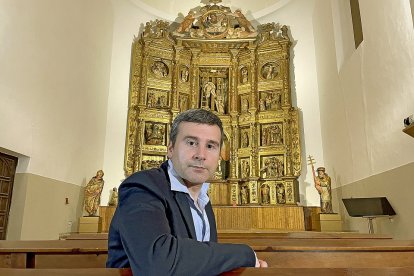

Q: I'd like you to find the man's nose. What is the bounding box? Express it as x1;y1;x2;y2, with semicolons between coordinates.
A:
194;145;207;160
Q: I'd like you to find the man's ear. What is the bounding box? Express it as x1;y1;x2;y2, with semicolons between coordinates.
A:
167;142;173;158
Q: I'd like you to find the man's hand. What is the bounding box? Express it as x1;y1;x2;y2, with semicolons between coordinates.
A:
255;258;268;268
253;250;268;268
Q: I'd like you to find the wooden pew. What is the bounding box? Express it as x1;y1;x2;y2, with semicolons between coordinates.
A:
64;231;392;240
1;267;414;276
232;239;414;268
2;238;414;269
0;268;132;276
64;233;108;240
217;230;392;240
0;240;107;268
224;267;414;275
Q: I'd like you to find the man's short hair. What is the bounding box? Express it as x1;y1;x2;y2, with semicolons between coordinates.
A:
169;109;224;147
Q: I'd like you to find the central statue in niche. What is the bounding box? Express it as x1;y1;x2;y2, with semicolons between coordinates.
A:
124;0;302;208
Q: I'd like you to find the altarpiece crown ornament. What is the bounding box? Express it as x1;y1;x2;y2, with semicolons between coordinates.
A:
124;0;302;209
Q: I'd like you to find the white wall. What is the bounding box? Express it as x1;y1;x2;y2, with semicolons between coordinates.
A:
314;0;414;186
101;0;159;202
0;0;114;239
0;0;114;184
101;0;325;206
313;0;414;238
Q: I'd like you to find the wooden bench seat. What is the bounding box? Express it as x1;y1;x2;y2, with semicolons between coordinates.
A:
0;268;132;276
217;230;392;240
2;238;414;269
0;240;107;268
64;233;108;240
1;267;414;276
224;267;414;275
64;231;392;240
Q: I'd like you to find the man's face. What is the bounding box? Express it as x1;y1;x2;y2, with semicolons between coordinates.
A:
168;122;221;187
318;170;324;177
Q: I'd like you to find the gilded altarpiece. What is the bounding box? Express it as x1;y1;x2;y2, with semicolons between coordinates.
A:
124;1;303;230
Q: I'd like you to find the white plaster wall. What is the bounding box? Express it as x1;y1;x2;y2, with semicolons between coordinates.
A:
314;0;414;187
356;0;414;174
102;0;325;206
312;0;354;189
101;0;158;202
0;0;114;185
331;0;354;71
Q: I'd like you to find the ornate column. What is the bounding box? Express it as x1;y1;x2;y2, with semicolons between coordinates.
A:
139;47;150;107
229;49;239;112
250;122;258;177
228;49;239;179
284;117;293;176
248;44;257;111
132;118;144;173
230;124;239;179
171;45;182;112
131;40;143;107
281;41;291;108
190;48;201;108
229;121;240;205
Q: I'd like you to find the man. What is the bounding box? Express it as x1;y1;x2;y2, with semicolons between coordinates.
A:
107;109;267;275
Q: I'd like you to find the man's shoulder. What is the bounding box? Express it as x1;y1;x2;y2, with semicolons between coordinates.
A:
120;165;170;195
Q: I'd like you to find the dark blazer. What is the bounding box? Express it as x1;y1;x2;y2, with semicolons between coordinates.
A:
106;161;255;276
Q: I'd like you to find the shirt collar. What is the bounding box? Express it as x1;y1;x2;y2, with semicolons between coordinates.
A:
167;160;210;204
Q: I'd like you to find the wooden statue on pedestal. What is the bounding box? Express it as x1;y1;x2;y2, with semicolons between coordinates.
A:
308;155;342;232
80;170;104;233
84;170;104;216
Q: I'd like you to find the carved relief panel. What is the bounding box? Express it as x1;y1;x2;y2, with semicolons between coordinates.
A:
199;67;228;114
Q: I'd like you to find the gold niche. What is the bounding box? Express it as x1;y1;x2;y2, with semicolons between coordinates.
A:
124;0;302;209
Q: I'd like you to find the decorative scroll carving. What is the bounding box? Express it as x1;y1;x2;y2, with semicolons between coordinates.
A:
124;0;302;207
174;1;257;39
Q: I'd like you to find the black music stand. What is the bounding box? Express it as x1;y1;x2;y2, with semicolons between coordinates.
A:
342;197;396;234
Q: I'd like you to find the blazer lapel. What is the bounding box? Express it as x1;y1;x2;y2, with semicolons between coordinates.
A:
173;192;197;239
205;202;217;242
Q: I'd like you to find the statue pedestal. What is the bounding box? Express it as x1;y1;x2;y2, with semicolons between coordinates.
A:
79;216;102;233
319;213;342;232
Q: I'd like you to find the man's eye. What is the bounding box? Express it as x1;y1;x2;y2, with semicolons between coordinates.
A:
207;144;217;150
186;140;197;146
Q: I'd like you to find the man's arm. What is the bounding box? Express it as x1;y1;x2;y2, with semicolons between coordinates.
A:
115;183;256;276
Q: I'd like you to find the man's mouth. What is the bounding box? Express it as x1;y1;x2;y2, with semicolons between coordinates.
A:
190;165;206;170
